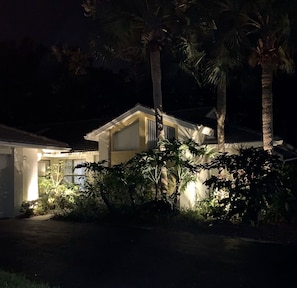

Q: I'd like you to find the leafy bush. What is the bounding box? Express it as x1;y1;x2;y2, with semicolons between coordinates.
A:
76;160;155;215
19;200;39;218
20;143;297;227
201;147;294;225
20;162;82;218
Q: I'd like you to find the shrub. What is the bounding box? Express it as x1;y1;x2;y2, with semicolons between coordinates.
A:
201;147;294;225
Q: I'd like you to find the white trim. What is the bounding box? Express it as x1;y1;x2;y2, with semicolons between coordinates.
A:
84;104;211;141
0;141;70;151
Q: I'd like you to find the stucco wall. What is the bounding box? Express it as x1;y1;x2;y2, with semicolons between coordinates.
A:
99;131;110;166
22;148;39;201
0;146;39;218
14;147;38;217
0;147;14;218
177;126;205;145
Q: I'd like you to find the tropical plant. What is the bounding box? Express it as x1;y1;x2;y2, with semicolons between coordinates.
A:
76;160;115;213
198;0;244;153
83;0;171;140
127;149;166;202
51;44;90;75
160;138;207;209
202;146;291;225
76;160;153;215
240;0;295;153
36;163;81;216
81;0;213;195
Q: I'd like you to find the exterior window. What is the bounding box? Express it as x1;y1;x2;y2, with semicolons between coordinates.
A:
38;160;50;177
64;159;85;187
147;119;176;149
113;121;139;151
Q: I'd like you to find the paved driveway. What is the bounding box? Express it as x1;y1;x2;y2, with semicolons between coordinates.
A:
0;217;296;288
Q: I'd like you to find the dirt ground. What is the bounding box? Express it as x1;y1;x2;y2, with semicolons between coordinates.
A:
0;216;296;288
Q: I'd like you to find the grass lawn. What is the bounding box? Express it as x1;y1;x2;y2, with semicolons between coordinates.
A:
0;270;58;288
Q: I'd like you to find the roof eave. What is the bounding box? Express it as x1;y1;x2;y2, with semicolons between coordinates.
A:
84;104;211;141
0;140;70;151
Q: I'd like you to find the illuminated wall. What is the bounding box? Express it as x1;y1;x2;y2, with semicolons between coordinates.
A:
13;147;38;217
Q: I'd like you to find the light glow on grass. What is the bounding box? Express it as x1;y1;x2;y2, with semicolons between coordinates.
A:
0;270;59;288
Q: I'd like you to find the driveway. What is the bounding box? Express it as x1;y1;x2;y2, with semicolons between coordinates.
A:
0;216;296;288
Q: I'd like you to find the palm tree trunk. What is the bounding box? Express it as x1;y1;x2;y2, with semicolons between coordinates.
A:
149;46;168;197
261;64;274;153
216;79;226;153
150;47;165;141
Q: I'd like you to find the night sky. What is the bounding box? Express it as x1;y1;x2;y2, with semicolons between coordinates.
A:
0;1;296;147
0;0;90;48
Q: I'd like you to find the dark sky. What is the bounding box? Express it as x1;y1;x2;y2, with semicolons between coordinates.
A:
0;1;296;147
0;0;90;48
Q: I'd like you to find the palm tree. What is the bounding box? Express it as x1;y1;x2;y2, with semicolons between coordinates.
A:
183;0;243;153
240;0;294;153
81;0;210;196
83;0;174;141
82;0;174;195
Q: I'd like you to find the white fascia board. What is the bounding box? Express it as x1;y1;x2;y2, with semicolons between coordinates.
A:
0;140;70;151
84;104;209;141
84;105;152;141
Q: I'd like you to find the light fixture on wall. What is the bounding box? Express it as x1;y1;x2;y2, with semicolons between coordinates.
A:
201;126;214;137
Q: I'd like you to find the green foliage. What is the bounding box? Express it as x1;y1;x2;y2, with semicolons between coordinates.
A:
36;163;81;216
160;138;208;208
20;144;296;227
20;163;81;218
77;160;155;216
76;139;208;219
201;147;294;225
0;270;58;288
173;208;205;224
272;161;297;223
73;140;206;220
19;200;39;218
195;197;227;221
53;193;107;222
126;149;165;201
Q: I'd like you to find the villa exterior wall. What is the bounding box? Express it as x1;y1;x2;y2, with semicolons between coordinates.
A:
0;147;14;217
0;146;39;218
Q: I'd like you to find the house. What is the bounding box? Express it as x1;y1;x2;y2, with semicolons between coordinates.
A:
83;104;291;209
13;103;294;214
15;104;215;211
35;120;100;187
0;124;70;218
84;104;215;165
84;104;218;209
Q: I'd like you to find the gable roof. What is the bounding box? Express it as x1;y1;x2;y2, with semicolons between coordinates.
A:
274;144;297;162
18;119;103;152
167;107;264;144
85;104;212;141
0;124;70;151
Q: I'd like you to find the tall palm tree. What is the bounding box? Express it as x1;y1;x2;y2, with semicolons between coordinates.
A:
240;0;294;153
81;0;207;196
184;0;243;153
